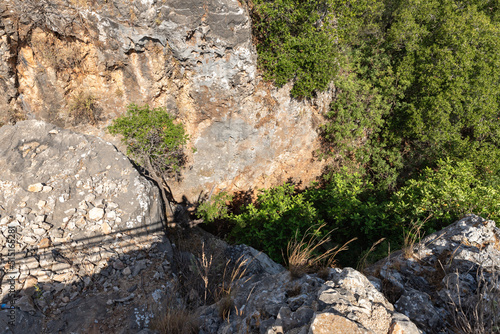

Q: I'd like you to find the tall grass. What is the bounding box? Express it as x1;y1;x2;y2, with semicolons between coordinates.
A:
286;224;357;278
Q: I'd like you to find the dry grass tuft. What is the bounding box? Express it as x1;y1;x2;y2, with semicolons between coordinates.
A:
68;92;99;125
402;216;431;259
219;254;250;298
445;268;500;334
286;224;357;279
194;243;213;304
150;305;199;334
216;254;250;320
357;237;386;272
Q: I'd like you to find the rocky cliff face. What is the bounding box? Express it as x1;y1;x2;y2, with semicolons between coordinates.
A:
0;0;331;202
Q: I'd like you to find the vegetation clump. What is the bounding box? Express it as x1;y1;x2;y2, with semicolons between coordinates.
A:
108;104;189;212
108;103;188;179
68;92;99;125
196;191;234;223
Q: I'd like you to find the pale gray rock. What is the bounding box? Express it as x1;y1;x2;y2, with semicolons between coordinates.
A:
200;267;421;334
227;244;286;276
366;214;500;333
394;288;441;330
0;120;172;325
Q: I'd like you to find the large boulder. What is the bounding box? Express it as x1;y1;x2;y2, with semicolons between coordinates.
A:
366;214;500;333
0;120;169;312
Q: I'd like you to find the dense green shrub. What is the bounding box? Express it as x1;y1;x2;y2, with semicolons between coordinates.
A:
252;0;385;98
303;171;395;264
225;162;500;267
196;191;234;223
319;0;500;189
304;171;390;237
251;0;339;97
226;174;395;266
230;183;323;262
387;0;500;176
108;104;189;178
391;159;500;232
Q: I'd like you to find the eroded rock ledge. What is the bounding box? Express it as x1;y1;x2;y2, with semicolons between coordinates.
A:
366;214;500;333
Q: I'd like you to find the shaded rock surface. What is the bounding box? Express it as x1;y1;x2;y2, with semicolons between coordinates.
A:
0;119;173;333
0;0;331;202
366;214;500;333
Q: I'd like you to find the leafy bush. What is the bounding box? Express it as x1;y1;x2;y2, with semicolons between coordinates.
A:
196;191;234;223
252;0;338;97
305;171;392;238
252;0;384;98
385;0;500;177
319;0;500;190
230;183;323;262
226;161;500;267
226;173;394;266
108;104;188;178
391;159;500;232
303;171;395;264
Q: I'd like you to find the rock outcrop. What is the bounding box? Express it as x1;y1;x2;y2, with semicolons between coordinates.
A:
0;0;331;202
199;267;421;334
198;215;500;334
366;214;500;334
0;120;170;329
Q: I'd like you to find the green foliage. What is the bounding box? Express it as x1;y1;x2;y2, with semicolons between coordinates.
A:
227;173;395;266
391;159;500;231
303;171;395;264
196;191;234;223
252;0;338;97
229;0;500;267
304;171;392;239
387;0;500;174
318;0;500;190
252;0;384;97
226;161;500;267
108;104;188;177
230;183;323;262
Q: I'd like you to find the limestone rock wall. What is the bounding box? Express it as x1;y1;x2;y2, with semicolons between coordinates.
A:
0;0;331;202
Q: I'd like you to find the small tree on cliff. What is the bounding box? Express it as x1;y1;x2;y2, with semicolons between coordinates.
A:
108;104;189;209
